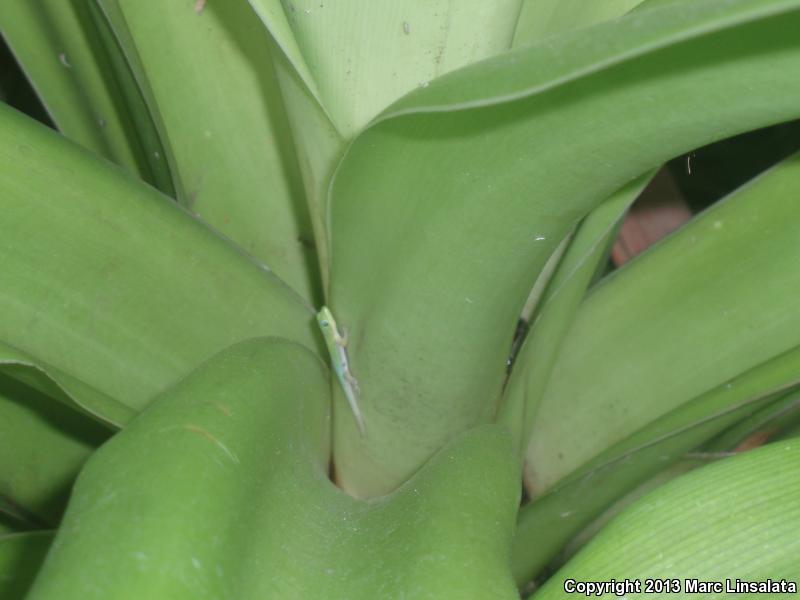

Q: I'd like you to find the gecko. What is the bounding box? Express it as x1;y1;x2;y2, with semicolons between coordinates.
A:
316;306;366;435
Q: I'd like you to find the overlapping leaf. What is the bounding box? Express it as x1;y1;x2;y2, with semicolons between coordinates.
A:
0;531;53;599
526;153;800;494
325;0;800;496
533;441;800;598
248;0;524;291
0;103;316;425
0;1;159;184
0;372;109;526
28;339;520;599
250;0;523;138
498;173;654;455
513;345;800;583
512;0;646;46
703;387;800;452
94;0;318;301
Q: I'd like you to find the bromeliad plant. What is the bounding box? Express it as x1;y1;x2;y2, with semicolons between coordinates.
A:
1;0;800;597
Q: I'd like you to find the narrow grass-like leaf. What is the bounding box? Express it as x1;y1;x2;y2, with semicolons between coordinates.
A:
329;0;800;496
0;103;317;425
533;441;800;598
527;153;800;493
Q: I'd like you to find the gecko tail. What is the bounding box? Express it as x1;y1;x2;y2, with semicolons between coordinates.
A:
343;387;366;437
353;409;366;437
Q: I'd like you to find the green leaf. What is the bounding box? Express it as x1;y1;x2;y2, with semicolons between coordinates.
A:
249;0;524;291
328;0;800;496
268;53;343;293
0;371;109;525
0;1;156;182
250;0;523;137
526;153;800;494
96;0;320;302
552;456;708;569
84;0;176;197
703;386;800;452
512;0;646;46
498;173;654;455
0;342;134;427
246;0;325;113
0;103;317;425
28;339;520;599
513;344;800;584
533;441;800;598
0;531;53;600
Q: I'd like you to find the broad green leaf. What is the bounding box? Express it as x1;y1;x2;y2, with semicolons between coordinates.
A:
249;0;523;290
554;456;707;567
0;372;109;525
527;153;800;494
0;531;53;599
250;0;522;137
533;441;800;598
96;0;319;302
0;103;316;425
506;0;668;453
513;345;800;584
29;339;520;599
507;0;669;437
0;1;153;182
328;0;800;496
513;0;646;46
498;173;653;455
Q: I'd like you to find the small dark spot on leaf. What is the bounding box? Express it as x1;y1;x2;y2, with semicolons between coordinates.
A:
297;235;315;250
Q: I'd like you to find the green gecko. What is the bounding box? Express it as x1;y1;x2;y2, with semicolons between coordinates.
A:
316;306;366;435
